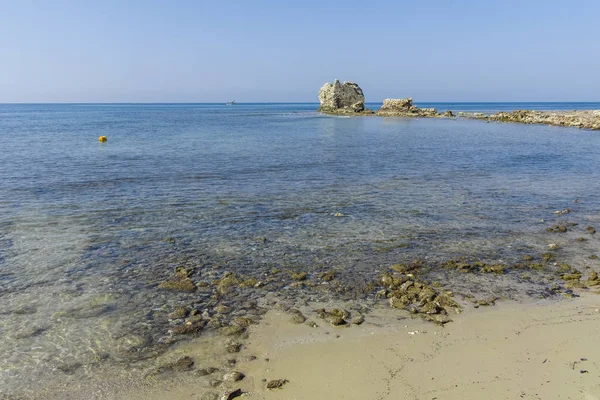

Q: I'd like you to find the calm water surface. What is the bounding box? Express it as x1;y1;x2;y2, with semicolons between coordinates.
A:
1;103;600;397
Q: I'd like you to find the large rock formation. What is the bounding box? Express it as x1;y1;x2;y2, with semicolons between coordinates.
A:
376;98;448;117
318;80;368;114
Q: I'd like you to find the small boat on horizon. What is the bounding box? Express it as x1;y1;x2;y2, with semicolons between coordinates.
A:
226;100;237;105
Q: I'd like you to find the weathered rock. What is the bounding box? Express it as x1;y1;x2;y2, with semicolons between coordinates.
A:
220;325;245;336
220;388;242;400
170;320;206;335
209;379;223;387
225;340;242;353
156;356;194;373
318;80;368;114
546;225;568;233
238;278;259;288
419;301;442;314
376;98;441;118
587;271;600;286
329;308;350;319
328;316;346;326
266;379;289;389
289;309;307;324
223;371;245;382
200;392;219;400
463;110;600;131
319;270;336;282
57;362;82;374
422;314;452;325
233;317;253;328
561;271;582;281
196;367;219;376
169;306;189;319
158;278;197;292
214;272;241;293
389;295;410;309
290;271;308;281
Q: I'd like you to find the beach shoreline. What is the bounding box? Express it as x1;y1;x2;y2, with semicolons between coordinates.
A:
117;294;600;400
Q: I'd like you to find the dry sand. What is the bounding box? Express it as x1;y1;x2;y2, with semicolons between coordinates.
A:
124;295;600;400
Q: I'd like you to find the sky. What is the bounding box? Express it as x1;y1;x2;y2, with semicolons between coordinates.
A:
1;0;599;103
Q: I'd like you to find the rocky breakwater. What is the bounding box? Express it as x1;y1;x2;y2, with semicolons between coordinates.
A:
318;79;374;114
462;110;600;130
376;98;453;118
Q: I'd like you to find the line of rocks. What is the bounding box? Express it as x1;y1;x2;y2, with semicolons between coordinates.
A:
460;109;600;130
317;79;600;130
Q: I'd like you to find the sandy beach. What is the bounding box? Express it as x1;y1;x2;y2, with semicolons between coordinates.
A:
123;295;600;400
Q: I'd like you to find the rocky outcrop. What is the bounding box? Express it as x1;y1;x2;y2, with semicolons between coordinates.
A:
376;98;443;117
460;110;600;130
318;80;371;114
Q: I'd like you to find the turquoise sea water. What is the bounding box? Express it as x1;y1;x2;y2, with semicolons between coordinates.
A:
1;102;600;398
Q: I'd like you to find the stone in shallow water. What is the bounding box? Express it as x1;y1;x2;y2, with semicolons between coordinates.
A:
12;305;37;315
57;362;82;374
289;309;306;324
233;316;253;327
328;316;346;326
266;379;289;389
200;391;219;400
422;314;452;325
223;371;245;382
220;388;242;400
158;278;197;292
169;306;189;319
225;340;242;353
290;271;307;281
220;325;245;336
156;356;194;373
170;321;205;335
196;367;219;376
12;325;49;339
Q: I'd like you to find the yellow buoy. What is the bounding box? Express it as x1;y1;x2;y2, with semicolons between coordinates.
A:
99;136;107;142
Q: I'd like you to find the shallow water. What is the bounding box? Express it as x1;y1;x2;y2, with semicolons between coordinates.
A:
1;103;600;397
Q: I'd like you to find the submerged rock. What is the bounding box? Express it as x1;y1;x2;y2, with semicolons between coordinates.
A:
57;362;82;374
155;356;194;374
318;80;370;114
158;278;197;292
197;367;219;376
170;320;206;335
290;271;308;281
169;306;189;319
546;225;568;233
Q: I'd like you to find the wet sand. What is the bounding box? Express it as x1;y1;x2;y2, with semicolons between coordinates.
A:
132;295;600;400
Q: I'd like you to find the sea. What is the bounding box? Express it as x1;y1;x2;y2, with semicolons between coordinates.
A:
1;102;600;398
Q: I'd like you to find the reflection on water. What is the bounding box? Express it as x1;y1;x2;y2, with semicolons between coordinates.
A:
1;103;600;398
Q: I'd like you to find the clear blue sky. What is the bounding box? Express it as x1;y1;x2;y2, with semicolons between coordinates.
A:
1;0;599;103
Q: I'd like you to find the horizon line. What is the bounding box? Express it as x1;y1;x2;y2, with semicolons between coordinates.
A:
2;101;600;105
